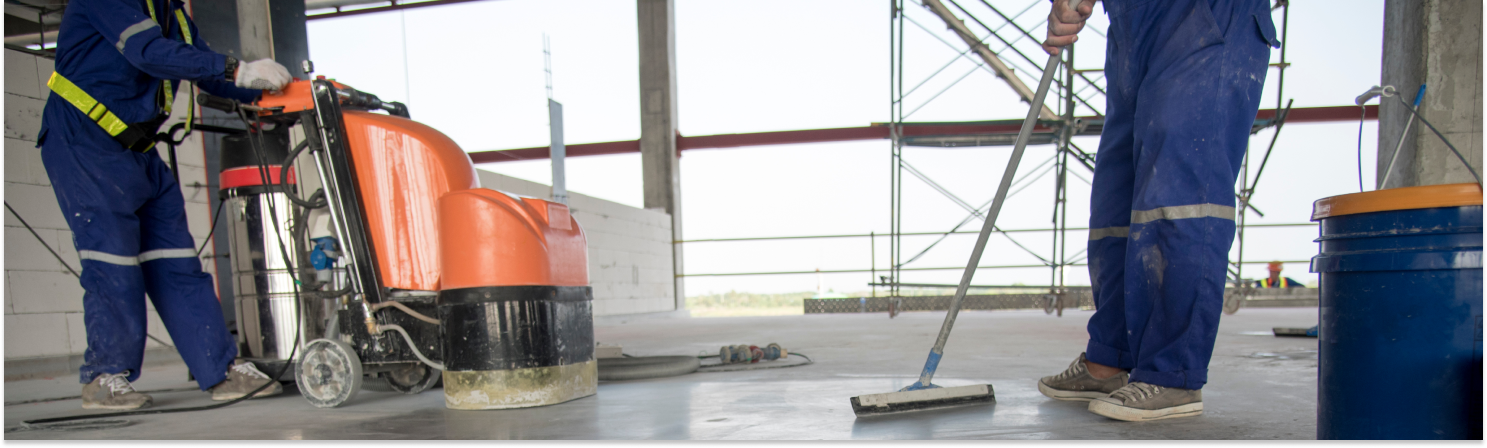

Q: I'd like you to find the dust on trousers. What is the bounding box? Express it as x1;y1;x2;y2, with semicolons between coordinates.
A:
1083;0;1281;390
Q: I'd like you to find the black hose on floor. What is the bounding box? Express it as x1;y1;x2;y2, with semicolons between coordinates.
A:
597;356;701;381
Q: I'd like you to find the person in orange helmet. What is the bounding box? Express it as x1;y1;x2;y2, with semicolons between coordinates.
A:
1257;261;1306;288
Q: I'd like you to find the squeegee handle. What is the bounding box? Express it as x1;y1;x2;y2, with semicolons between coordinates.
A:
911;5;1074;390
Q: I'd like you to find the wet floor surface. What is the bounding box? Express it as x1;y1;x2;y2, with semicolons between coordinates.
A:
5;307;1320;440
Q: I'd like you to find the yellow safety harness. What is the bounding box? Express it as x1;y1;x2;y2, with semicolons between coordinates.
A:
45;0;196;152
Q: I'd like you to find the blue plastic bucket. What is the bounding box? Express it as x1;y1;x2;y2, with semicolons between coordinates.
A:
1311;183;1483;440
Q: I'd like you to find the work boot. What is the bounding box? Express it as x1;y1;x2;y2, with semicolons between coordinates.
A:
81;372;153;410
1087;381;1203;421
209;360;283;401
1037;353;1128;401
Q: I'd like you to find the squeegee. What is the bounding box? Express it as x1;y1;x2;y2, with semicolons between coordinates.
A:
850;0;1078;417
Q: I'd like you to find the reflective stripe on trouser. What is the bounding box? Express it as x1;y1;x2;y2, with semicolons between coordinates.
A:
40;125;235;390
1082;0;1271;390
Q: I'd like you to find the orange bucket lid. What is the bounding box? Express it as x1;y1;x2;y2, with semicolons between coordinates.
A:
1312;183;1483;220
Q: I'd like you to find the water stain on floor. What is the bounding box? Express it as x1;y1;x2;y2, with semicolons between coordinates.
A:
1249;349;1318;361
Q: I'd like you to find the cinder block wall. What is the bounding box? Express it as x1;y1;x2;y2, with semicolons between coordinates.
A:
476;170;678;317
4;48;214;377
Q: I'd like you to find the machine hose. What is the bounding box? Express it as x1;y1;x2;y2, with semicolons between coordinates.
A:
375;324;445;371
597;356;701;381
280;140;327;209
369;301;440;325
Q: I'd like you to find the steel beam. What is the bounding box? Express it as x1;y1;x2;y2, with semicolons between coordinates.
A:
469;105;1378;163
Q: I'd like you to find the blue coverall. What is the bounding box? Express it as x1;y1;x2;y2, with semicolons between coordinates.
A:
38;0;262;389
1084;0;1280;390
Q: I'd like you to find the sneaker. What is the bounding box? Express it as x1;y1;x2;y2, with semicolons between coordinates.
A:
82;372;153;410
1038;353;1129;401
1087;381;1203;421
209;360;284;401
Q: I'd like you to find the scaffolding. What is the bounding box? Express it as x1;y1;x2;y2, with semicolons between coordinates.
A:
881;0;1296;314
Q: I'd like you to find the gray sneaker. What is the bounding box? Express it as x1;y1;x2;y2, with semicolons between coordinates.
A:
1038;353;1129;401
1087;381;1203;421
81;372;152;410
209;360;284;401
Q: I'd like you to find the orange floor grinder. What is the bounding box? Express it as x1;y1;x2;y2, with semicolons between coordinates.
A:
203;78;593;410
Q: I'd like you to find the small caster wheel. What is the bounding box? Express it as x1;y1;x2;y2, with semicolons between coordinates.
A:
297;338;363;408
1043;294;1058;315
1223;290;1244;315
384;363;441;395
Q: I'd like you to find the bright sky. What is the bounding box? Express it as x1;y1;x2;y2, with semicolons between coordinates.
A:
305;0;1386;296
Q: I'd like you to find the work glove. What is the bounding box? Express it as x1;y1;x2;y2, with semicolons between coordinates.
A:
235;58;293;92
1043;0;1097;55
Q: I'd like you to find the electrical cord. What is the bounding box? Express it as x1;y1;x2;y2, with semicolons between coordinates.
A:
695;351;814;372
5;202;174;349
16;102;312;431
1392;95;1482;185
695;353;814;373
196;199;226;258
5;202;79;278
1357;105;1366;192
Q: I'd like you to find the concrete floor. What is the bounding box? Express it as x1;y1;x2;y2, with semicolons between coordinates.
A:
4;307;1320;440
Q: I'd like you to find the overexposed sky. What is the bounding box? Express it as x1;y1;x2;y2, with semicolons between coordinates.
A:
306;0;1386;295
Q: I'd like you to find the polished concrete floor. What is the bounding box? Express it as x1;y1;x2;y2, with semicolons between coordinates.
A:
5;307;1320;440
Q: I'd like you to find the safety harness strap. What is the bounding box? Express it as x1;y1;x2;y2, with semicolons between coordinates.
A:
46;71;159;152
49;1;198;152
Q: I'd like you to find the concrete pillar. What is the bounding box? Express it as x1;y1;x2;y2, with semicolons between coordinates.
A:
637;0;685;311
1378;0;1483;189
187;0;311;324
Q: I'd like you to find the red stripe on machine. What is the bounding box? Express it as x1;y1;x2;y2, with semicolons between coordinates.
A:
220;166;297;189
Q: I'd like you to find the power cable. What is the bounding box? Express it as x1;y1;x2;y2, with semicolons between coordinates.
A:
196;199;226;258
1356;105;1366;192
4;202;174;349
696;353;814;373
1392;95;1481;185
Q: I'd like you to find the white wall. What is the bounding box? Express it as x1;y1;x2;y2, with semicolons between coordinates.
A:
476;170;677;317
3;49;215;372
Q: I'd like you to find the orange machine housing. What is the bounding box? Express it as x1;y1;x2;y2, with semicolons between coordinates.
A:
258;79;352;113
340;111;480;291
439;191;588;289
260;80;587;292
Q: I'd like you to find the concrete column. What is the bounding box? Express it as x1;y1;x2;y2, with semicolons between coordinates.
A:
1378;0;1483;188
187;0;311;324
637;0;685;311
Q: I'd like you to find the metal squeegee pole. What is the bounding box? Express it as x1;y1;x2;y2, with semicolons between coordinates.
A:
914;50;1064;388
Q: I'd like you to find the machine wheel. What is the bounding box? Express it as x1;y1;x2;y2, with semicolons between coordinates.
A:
297;338;363;408
384;363;441;394
1043;294;1058;315
1222;290;1244;315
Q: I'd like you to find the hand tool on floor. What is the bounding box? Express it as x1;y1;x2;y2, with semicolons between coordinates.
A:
1273;326;1318;337
851;0;1078;417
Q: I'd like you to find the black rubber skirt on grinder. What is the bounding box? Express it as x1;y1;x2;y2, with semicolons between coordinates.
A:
439;285;597;410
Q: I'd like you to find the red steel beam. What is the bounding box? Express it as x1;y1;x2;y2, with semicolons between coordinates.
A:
1259;104;1377;123
467;105;1379;163
466;140;639;163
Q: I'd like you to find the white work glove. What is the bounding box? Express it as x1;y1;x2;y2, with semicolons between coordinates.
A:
1043;0;1097;55
235;58;293;92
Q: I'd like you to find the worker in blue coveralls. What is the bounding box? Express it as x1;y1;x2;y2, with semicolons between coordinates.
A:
1034;0;1281;421
39;0;293;410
